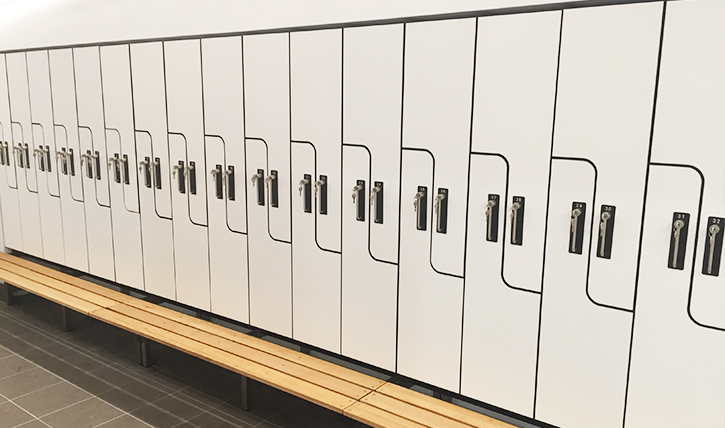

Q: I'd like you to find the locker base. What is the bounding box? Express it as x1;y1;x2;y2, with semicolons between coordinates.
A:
0;282;16;306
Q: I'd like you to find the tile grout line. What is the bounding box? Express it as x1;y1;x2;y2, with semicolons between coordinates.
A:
0;389;53;428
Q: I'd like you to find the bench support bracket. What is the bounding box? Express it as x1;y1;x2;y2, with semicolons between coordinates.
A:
240;375;256;411
0;282;16;306
61;306;73;332
137;335;154;368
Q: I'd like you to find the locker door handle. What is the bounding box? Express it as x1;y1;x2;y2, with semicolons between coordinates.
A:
352;181;365;221
598;206;616;259
44;146;51;172
33;148;44;171
81;152;93;178
91;151;101;180
510;202;522;244
265;171;279;207
108;155;120;183
152;158;162;190
149;159;158;189
211;166;223;199
0;142;6;165
299;175;311;213
315;176;327;215
251;170;264;205
172;162;185;193
370;183;383;224
434;189;448;234
224;166;235;201
668;213;690;270
57;150;68;175
67;149;75;176
185;162;196;195
121;155;129;184
23;144;30;168
485;197;498;242
139;159;151;188
569;202;586;255
4;142;10;166
413;187;427;231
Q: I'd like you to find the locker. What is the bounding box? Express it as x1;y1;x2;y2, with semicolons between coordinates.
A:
340;24;402;371
100;45;144;291
74;46;115;281
129;41;175;300
5;53;43;258
202;36;249;323
553;2;662;311
291;142;341;352
397;149;464;392
650;0;725;330
26;50;65;265
165;39;210;310
460;155;540;417
290;29;342;352
401;18;475;278
243;33;291;242
340;145;398;370
625;165;725;428
0;55;22;252
47;49;89;273
245;138;292;336
535;159;632;428
129;42;171;220
471;12;560;294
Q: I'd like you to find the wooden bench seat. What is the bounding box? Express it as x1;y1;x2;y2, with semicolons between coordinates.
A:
0;252;514;428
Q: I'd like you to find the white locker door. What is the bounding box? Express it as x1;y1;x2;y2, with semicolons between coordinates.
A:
397;149;464;392
289;29;342;352
291;143;341;352
6;53;43;258
246;138;292;336
165;39;210;311
536;159;631;428
461;11;560;414
201;36;249;323
100;45;144;291
554;2;662;311
341;146;398;371
402;18;475;278
26;51;64;265
650;0;725;331
48;49;88;273
243;33;291;242
206;137;249;323
460;155;540;417
472;12;561;294
74;46;115;281
340;24;403;371
625;165;725;428
130;42;171;220
134;132;175;300
130;41;175;300
0;55;22;252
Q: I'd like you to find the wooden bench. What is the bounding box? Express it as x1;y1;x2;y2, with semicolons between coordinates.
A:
0;251;514;428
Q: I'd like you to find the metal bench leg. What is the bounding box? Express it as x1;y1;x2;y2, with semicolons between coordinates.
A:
136;336;153;368
0;282;16;306
61;307;73;332
240;375;256;411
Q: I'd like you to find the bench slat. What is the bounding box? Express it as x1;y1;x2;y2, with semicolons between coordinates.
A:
0;267;104;315
0;261;121;308
0;253;135;304
344;401;429;428
124;299;385;391
374;383;513;428
362;391;491;428
91;306;357;412
111;304;373;400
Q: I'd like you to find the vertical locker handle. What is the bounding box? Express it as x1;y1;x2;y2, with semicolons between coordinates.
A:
35;148;44;172
414;186;427;231
139;158;151;188
485;194;500;242
172;161;185;193
211;165;223;199
267;170;279;207
187;161;196;195
510;196;525;245
16;146;24;168
252;169;264;205
315;175;328;215
68;149;75;176
702;216;723;276
569;202;586;255
370;181;383;224
351;180;365;221
109;154;120;183
434;188;448;234
597;205;616;259
299;174;312;213
153;158;162;189
24;144;30;168
93;151;101;180
225;165;235;201
668;212;690;270
45;146;52;172
0;142;6;165
122;154;129;184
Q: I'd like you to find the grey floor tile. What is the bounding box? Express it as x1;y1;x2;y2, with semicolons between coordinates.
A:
14;381;92;418
130;404;185;428
88;365;137;386
60;352;108;373
117;379;169;403
0;367;62;399
0;401;34;428
173;387;225;410
38;358;86;381
150;395;206;422
177;411;253;428
0;346;11;359
0;355;36;380
40;397;123;428
265;401;342;428
95;414;153;428
13;420;49;428
65;372;115;396
96;388;147;413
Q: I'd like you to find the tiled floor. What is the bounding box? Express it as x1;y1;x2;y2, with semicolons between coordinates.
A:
0;291;370;428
